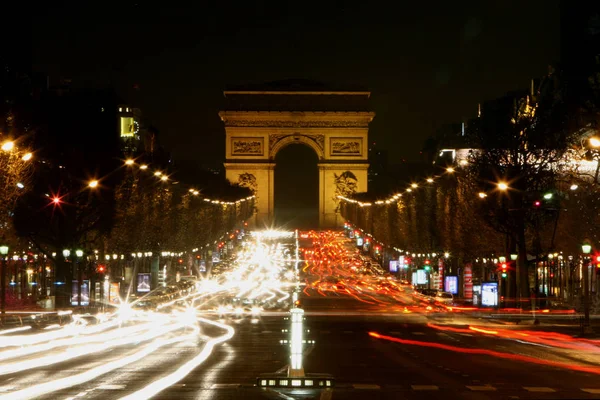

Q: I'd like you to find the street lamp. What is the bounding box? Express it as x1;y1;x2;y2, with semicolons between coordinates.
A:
0;241;8;315
62;249;71;258
510;253;518;261
497;182;509;191
1;141;14;151
581;240;593;334
590;137;600;148
88;180;99;189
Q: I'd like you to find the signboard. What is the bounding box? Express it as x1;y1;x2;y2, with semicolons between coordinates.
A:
137;273;151;293
438;259;444;290
71;280;90;306
109;282;120;304
389;260;398;273
411;272;417;285
481;282;498;307
349;230;355;239
212;254;220;263
444;276;458;295
356;237;363;247
199;260;206;272
416;269;427;285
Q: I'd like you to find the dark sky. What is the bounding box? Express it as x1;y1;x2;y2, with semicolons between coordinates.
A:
28;1;560;166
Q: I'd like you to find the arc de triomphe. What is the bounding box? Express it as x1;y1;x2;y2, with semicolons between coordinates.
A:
220;80;375;228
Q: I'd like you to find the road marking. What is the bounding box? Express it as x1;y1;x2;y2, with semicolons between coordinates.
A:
389;331;402;335
523;387;556;392
436;332;450;337
352;384;380;389
459;333;473;337
467;385;496;391
411;385;439;390
211;383;240;389
582;388;600;394
343;330;353;334
411;332;425;335
97;384;126;390
262;331;272;334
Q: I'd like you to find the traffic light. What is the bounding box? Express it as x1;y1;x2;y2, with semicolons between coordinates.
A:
596;256;600;269
500;263;508;278
533;200;541;207
178;258;183;264
96;265;106;274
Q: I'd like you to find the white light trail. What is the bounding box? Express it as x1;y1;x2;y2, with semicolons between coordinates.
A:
119;317;234;400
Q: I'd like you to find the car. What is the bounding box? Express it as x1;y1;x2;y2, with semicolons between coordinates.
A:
434;291;454;305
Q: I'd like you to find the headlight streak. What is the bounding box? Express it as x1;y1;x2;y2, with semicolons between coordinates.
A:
118;317;235;400
0;321;190;375
0;330;200;400
0;326;31;335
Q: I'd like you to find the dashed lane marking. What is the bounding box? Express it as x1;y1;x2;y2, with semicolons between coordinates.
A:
523;387;556;392
352;384;381;389
582;389;600;394
211;384;241;389
389;331;402;335
466;385;497;391
411;332;425;336
411;385;439;391
96;385;126;390
458;333;473;337
261;331;272;334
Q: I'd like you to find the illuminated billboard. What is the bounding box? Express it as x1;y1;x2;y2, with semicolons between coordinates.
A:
120;116;139;137
389;260;398;272
481;282;498;307
444;276;458;295
416;269;427;285
137;273;151;293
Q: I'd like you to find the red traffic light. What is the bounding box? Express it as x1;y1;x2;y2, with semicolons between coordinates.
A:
178;259;183;264
501;263;507;270
424;260;430;265
96;265;106;273
534;201;541;207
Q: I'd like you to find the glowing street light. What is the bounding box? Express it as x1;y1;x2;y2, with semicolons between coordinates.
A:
426;178;434;183
154;171;162;177
446;167;455;173
160;175;168;181
21;152;32;161
125;159;135;166
1;141;14;151
570;184;578;190
543;193;553;200
139;164;148;170
52;197;61;205
478;192;487;199
590;137;600;148
88;180;99;189
497;182;509;191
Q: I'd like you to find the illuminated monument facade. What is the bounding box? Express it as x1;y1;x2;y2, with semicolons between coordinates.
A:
220;80;375;228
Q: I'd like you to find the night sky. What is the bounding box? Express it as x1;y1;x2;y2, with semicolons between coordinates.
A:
26;2;560;167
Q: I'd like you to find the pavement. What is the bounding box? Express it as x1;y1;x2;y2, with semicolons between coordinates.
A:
1;294;598;399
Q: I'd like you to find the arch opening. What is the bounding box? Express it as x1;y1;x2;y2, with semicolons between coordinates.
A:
274;143;319;229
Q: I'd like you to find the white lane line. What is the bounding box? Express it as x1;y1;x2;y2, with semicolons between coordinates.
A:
211;384;240;389
352;384;380;389
458;333;473;337
262;331;272;334
523;387;556;392
411;332;425;336
582;388;600;394
467;385;496;391
97;385;126;390
389;331;402;335
411;385;439;390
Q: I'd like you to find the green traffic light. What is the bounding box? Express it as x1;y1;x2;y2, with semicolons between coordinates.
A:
501;272;507;278
424;266;430;271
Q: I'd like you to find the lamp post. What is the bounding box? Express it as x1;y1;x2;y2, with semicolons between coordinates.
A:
0;241;8;315
75;250;83;307
581;241;593;333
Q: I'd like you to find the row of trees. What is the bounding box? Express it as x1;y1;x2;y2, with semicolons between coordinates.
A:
1;62;255;308
343;60;600;301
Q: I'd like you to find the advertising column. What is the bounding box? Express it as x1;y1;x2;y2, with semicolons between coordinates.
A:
438;259;444;291
464;263;473;302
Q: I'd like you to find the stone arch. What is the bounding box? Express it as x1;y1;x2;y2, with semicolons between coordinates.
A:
269;134;325;160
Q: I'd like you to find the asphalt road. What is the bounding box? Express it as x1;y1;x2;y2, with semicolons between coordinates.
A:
3;294;599;400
